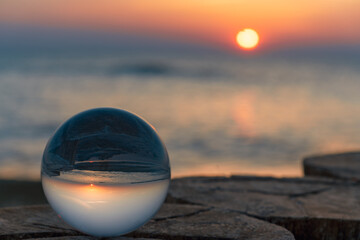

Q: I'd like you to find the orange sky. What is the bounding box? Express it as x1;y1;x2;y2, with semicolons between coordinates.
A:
1;0;359;51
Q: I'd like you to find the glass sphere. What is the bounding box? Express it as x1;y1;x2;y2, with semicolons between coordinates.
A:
41;108;170;237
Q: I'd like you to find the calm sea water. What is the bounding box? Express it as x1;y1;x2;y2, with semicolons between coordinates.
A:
1;53;360;179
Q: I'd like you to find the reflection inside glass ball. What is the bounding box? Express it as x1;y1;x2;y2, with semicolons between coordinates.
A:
41;108;170;237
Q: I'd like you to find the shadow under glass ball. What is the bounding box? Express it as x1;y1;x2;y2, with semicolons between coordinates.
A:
41;108;170;237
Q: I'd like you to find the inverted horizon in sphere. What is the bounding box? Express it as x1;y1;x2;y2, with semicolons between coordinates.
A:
41;108;171;237
42;175;169;237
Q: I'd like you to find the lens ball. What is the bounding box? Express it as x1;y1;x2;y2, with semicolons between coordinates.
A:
41;108;170;237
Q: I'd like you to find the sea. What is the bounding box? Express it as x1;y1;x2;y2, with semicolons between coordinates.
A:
1;51;360;180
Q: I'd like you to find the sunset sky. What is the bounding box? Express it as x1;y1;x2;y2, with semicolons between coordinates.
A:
1;0;359;53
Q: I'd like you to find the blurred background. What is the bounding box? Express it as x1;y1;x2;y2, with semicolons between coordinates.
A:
0;0;360;181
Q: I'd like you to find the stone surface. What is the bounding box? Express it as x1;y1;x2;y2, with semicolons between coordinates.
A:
33;237;160;240
169;176;360;240
303;152;360;180
4;155;360;240
133;204;294;240
0;203;294;240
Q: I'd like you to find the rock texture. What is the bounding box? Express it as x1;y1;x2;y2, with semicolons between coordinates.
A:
0;204;294;240
303;152;360;180
3;175;360;239
169;176;360;240
3;150;360;240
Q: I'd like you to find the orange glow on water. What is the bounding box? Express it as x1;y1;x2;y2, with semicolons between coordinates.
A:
233;91;257;137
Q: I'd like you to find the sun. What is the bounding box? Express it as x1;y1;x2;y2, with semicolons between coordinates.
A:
236;28;259;50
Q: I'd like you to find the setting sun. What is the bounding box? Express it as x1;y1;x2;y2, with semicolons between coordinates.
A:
236;28;259;50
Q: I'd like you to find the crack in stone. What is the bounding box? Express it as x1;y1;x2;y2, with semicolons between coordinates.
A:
212;207;266;222
188;175;357;187
241;187;332;198
127;232;234;240
286;187;333;217
165;195;203;205
189;185;333;198
31;222;81;233
291;198;308;216
0;223;87;239
165;196;360;240
165;196;283;223
153;207;214;222
159;199;302;239
0;231;85;240
288;187;332;198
